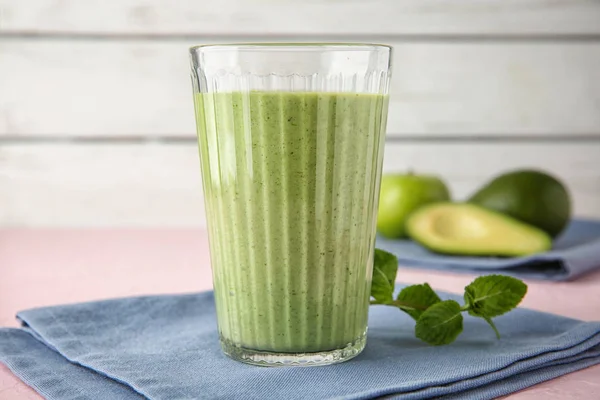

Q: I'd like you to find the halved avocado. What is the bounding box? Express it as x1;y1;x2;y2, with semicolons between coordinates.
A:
406;203;552;257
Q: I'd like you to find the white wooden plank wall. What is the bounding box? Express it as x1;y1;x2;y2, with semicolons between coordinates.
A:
3;0;600;35
0;0;599;227
2;40;600;137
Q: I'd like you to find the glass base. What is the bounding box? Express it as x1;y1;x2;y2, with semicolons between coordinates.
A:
220;332;367;367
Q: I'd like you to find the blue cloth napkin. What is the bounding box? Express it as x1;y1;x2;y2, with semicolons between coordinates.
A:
1;287;600;400
376;219;600;281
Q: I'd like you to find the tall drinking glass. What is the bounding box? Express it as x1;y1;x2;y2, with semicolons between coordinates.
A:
190;43;392;366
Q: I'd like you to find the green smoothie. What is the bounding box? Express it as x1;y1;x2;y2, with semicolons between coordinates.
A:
194;91;388;353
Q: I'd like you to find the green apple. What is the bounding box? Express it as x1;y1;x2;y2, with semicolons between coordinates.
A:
377;173;451;238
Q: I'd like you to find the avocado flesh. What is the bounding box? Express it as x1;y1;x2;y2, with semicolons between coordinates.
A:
407;203;552;257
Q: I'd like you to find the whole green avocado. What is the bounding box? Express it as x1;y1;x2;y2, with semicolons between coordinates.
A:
469;169;571;238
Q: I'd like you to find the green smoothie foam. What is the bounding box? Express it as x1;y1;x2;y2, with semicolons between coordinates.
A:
194;91;388;353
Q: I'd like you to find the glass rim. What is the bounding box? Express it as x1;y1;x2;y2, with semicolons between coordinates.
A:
189;43;392;54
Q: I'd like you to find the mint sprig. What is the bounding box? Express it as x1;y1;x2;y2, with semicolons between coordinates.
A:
370;249;528;346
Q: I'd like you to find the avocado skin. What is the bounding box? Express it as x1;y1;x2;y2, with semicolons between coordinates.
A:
469;170;571;238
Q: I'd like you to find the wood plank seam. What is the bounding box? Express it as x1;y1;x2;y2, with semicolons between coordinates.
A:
1;136;600;144
3;32;600;43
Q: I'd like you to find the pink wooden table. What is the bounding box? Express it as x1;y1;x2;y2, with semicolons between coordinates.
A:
1;230;599;399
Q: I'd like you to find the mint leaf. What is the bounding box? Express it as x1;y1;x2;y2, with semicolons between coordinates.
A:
415;300;463;345
396;283;442;320
370;249;398;304
464;275;527;318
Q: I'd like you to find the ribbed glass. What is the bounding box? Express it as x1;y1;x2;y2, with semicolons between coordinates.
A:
190;43;392;366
